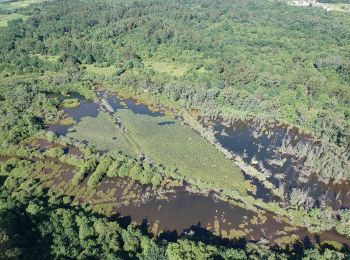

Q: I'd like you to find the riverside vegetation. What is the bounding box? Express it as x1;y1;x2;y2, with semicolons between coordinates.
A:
1;0;350;258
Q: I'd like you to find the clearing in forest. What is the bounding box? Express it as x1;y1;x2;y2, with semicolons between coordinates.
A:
144;60;190;77
0;13;28;27
0;0;44;10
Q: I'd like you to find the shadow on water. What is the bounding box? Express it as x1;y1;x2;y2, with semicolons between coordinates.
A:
111;213;350;256
2;151;350;248
109;182;350;247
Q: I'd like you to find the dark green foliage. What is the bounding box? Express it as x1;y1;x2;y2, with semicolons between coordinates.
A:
0;158;20;175
43;147;64;158
72;158;97;185
87;156;113;187
336;210;350;236
0;84;58;144
0;0;350;258
1;0;349;180
105;154;165;187
1;158;349;259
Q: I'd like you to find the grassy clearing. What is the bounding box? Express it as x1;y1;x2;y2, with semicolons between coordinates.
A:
144;60;190;77
84;64;116;77
58;117;75;125
61;98;80;109
116;109;249;194
67;112;137;156
34;54;59;63
0;0;44;10
331;3;350;12
0;13;28;27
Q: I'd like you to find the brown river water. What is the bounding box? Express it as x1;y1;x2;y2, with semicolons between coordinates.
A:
2;90;350;247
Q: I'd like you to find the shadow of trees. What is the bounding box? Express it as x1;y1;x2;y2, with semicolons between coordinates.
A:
118;216;350;258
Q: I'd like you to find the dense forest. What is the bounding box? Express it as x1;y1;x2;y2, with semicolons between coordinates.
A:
1;0;350;258
1;179;347;259
1;0;349;180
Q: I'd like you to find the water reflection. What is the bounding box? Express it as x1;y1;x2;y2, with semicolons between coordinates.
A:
42;90;350;244
46;91;350;209
214;120;350;209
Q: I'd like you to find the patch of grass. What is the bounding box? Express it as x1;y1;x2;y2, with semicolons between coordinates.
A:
34;54;59;63
61;98;80;109
116;109;249;194
0;13;28;27
67;112;137;156
59;117;75;125
331;3;350;12
0;0;44;10
84;64;116;77
144;60;190;77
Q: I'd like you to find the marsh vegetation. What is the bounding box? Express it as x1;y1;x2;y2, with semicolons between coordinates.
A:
0;0;350;258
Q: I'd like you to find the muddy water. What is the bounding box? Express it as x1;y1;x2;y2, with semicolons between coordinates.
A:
46;90;350;210
42;91;350;245
117;190;268;239
113;185;350;246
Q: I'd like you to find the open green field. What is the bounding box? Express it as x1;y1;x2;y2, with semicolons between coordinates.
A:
0;13;28;27
330;3;350;12
84;64;117;77
0;0;44;10
67;112;137;156
34;54;59;63
144;60;190;77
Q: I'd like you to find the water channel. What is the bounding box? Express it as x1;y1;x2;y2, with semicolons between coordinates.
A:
38;90;350;246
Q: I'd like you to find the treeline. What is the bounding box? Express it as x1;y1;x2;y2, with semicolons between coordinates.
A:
1;159;348;259
0;83;59;144
72;153;166;188
0;80;97;145
0;0;349;179
1;0;349;141
279;134;350;182
0;128;170;189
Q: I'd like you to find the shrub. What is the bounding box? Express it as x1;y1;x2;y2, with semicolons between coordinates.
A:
72;159;97;185
61;99;80;109
87;157;113;187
